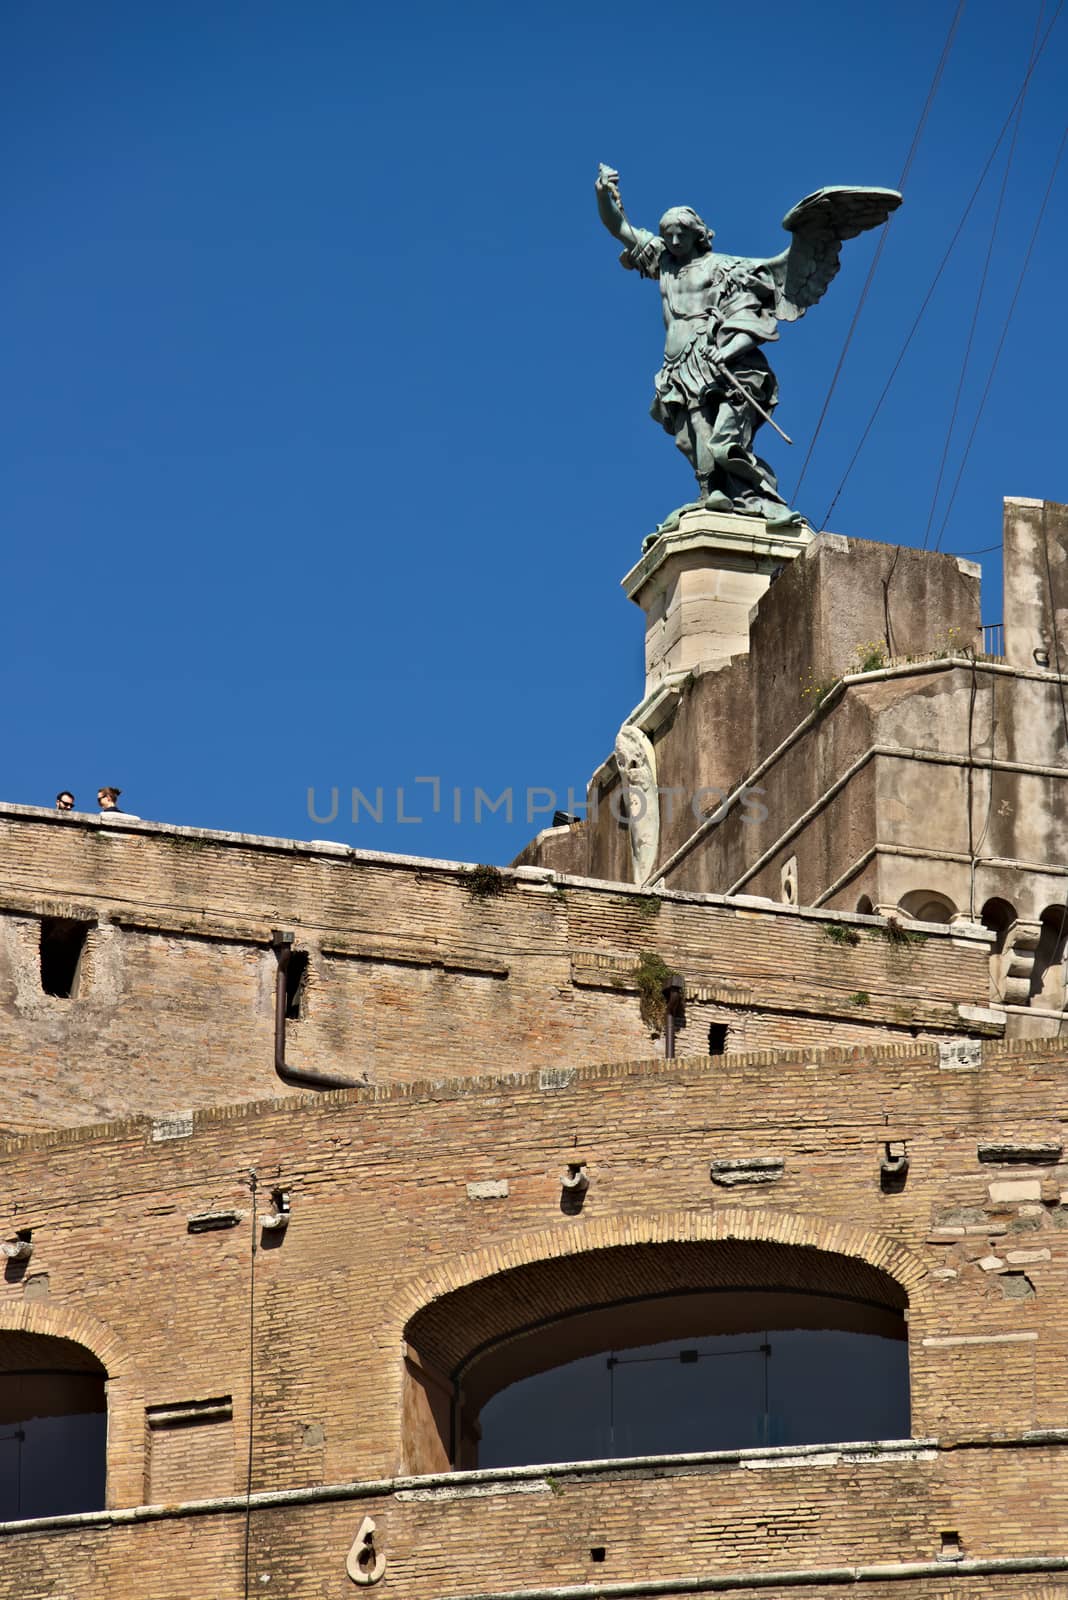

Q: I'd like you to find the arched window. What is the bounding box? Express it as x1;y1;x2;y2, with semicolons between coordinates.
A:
898;890;955;924
1031;906;1068;1012
980;898;1016;951
402;1240;910;1473
980;898;1017;1001
0;1333;107;1519
855;895;874;916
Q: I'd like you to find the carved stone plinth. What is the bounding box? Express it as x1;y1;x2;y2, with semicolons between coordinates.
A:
622;509;813;697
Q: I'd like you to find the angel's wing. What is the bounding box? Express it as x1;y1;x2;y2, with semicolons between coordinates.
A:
765;186;902;323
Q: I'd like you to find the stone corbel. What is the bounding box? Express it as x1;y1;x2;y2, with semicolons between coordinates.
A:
880;1141;909;1190
262;1188;291;1233
1000;919;1042;1005
560;1162;589;1216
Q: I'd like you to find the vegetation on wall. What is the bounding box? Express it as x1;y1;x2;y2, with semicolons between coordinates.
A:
466;864;506;899
633;949;673;1032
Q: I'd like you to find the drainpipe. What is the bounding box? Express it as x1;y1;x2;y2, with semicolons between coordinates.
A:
663;973;685;1060
270;930;360;1091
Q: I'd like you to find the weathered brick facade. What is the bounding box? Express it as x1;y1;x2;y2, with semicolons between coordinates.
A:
0;797;1064;1597
0;805;998;1131
0;1009;1067;1594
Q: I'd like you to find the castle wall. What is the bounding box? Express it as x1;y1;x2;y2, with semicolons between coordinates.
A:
0;1036;1067;1596
0;807;995;1131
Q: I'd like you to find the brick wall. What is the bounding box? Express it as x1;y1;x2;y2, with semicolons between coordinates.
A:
0;1034;1066;1595
0;806;996;1130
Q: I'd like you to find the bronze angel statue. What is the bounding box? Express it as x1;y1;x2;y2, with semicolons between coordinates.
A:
595;166;901;528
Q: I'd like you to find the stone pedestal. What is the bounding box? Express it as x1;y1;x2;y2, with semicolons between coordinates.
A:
622;508;813;698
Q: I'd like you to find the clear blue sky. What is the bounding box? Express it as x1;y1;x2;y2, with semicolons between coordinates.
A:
3;0;1065;863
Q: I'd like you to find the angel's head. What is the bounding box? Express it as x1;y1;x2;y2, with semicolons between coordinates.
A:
658;206;713;260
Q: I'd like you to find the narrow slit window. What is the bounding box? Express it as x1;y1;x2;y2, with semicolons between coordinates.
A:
708;1022;729;1056
39;918;91;999
285;952;309;1020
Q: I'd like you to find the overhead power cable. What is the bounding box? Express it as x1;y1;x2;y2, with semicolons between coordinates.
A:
790;0;966;504
818;0;1064;530
921;2;1044;550
932;116;1068;550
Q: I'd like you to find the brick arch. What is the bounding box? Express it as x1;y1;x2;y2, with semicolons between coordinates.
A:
0;1301;147;1508
394;1210;924;1473
390;1207;929;1336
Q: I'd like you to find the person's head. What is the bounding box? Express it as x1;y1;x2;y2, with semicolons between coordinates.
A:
658;206;713;260
55;791;75;811
97;786;121;810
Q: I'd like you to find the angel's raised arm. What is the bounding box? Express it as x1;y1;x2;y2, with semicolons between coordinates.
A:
595;165;644;251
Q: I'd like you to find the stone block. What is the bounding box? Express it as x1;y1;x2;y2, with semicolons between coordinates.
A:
152;1110;194;1141
987;1179;1042;1203
939;1039;982;1070
465;1180;509;1201
710;1156;785;1187
977;1141;1063;1164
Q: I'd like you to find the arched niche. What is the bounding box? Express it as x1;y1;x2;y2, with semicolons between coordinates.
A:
401;1238;910;1474
0;1331;106;1520
855;895;874;916
980;897;1017;1001
1031;906;1068;1011
981;898;1017;950
898;890;955;924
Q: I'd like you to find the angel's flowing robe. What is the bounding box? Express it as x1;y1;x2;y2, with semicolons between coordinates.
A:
621;231;788;510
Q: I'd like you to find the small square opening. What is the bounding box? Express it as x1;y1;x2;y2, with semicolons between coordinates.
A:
590;1547;606;1564
939;1530;963;1562
708;1022;729;1056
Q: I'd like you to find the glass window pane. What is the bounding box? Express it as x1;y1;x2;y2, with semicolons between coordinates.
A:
477;1318;909;1468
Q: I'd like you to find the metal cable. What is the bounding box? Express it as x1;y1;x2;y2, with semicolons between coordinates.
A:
790;0;966;504
932;115;1068;550
242;1169;259;1600
819;1;1063;530
922;3;1044;550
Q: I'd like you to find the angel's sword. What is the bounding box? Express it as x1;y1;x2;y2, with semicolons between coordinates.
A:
713;362;793;446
